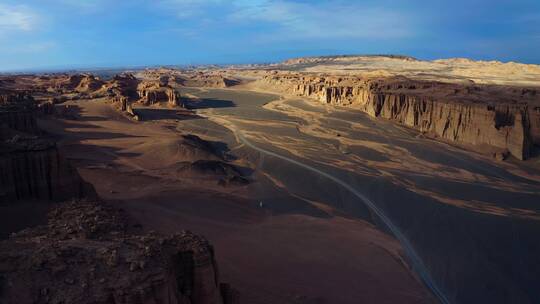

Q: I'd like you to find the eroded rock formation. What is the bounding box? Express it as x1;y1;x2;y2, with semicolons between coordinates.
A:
137;80;181;107
0;91;94;203
0;200;239;304
172;73;240;88
0;90;39;135
261;73;540;160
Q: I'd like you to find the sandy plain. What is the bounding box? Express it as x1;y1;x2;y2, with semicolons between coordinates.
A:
33;70;540;304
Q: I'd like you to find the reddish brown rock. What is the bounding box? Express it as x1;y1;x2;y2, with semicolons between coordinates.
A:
0;200;238;304
0;90;39;135
137;80;181;107
0;93;94;203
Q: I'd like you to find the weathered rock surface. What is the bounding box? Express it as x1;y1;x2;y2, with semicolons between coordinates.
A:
103;74;140;100
0;200;239;304
0;138;92;203
137;80;182;107
173;74;240;88
261;73;540;159
0;90;39;135
55;74;105;93
0;93;94;203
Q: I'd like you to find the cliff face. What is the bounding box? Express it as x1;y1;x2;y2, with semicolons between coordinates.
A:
0;92;94;203
138;85;181;107
262;74;540;160
0;139;91;203
0;91;39;135
0;200;239;304
173;74;240;88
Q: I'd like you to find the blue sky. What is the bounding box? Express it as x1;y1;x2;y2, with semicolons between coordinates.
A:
0;0;539;71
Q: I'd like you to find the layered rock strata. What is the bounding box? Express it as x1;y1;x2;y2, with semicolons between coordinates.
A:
0;91;39;135
0;200;239;304
173;74;240;88
138;82;181;107
261;74;540;160
0;138;91;203
0;93;94;203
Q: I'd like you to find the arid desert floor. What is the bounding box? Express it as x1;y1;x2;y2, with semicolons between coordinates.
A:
2;55;540;304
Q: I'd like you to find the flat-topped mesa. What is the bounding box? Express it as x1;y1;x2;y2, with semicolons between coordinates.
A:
137;80;182;107
73;74;105;93
96;73;141;112
261;74;540;160
173;73;240;88
106;73;140;99
0;200;239;304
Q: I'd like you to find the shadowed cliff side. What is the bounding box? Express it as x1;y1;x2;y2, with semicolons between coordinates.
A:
0;90;94;204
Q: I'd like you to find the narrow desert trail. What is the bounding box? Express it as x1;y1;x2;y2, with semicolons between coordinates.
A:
216;118;450;304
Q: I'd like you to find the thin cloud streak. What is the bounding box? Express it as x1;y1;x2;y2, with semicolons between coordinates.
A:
228;1;413;40
159;0;414;40
0;4;37;33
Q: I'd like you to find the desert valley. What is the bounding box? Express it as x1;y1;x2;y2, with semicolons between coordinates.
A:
1;55;539;304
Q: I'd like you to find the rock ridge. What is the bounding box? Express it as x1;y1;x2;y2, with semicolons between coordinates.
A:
261;73;540;160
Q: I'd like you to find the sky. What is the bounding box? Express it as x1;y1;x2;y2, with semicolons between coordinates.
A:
0;0;539;71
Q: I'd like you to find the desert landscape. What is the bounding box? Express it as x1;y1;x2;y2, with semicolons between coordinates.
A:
1;54;539;304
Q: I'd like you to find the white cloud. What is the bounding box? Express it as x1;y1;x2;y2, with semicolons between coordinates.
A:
159;0;414;40
160;0;225;18
230;1;412;39
0;4;37;32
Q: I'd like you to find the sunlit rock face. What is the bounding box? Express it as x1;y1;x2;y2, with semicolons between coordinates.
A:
261;74;540;160
137;80;181;107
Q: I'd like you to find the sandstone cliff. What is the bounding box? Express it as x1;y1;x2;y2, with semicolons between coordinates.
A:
0;91;39;135
173;74;240;88
0;200;239;304
0;92;94;203
137;80;181;107
0;138;91;203
261;74;540;160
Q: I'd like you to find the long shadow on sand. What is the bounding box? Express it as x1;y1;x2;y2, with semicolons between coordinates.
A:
184;97;236;110
133;108;204;122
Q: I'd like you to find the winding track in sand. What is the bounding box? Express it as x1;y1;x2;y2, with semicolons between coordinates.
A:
206;113;451;304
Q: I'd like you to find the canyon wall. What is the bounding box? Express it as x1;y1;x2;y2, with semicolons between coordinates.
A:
0;91;93;203
262;74;540;160
138;85;181;107
0;91;39;135
0;140;91;203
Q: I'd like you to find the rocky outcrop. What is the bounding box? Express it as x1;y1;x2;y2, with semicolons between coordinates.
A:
261;74;540;160
173;74;240;88
0;94;94;203
104;74;140;100
0;91;39;135
74;74;105;93
529;106;540;145
0;200;239;304
0;138;92;203
137;80;182;107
